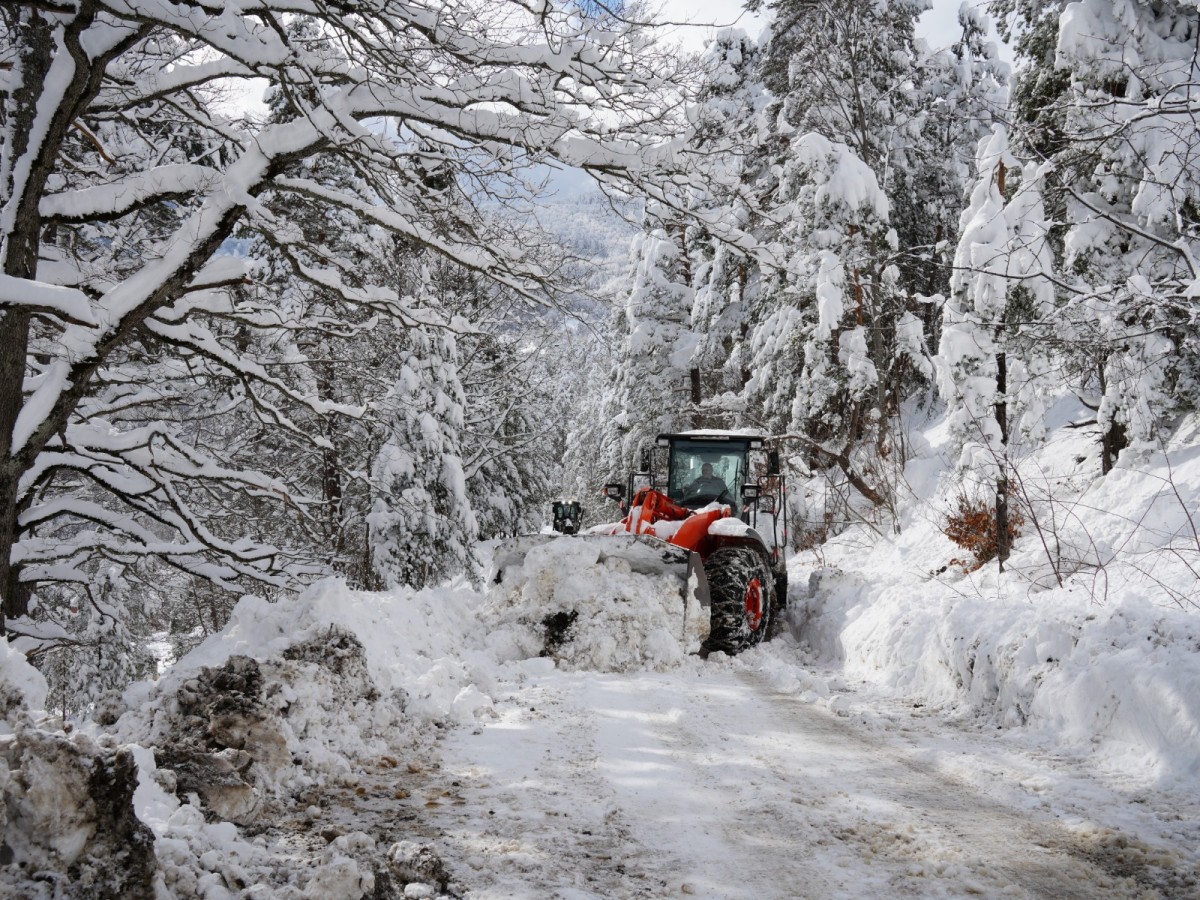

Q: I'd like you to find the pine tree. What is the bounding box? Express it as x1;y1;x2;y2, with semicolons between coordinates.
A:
998;0;1200;463
368;270;477;589
732;0;994;507
905;5;1011;334
601;214;698;475
687;29;767;416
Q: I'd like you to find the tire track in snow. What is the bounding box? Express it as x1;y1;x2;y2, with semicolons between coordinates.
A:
420;666;1189;898
420;677;680;898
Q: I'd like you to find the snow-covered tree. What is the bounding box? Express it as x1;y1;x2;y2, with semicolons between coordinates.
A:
718;0;1002;511
369;283;476;590
998;0;1200;463
461;331;558;541
560;331;619;522
686;30;766;409
600;216;697;477
428;259;560;541
35;567;156;719
937;126;1056;567
220;35;404;586
0;1;692;633
904;4;1011;314
771;134;901;440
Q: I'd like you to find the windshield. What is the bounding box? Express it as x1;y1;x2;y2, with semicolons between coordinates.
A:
667;439;749;509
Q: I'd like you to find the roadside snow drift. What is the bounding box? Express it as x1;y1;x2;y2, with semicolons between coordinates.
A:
3;579;490;899
789;408;1200;788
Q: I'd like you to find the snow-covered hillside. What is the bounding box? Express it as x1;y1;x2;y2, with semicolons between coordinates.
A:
531;175;640;322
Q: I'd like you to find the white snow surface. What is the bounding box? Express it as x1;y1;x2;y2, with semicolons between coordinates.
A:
120;578;500;743
790;405;1200;792
3;406;1200;896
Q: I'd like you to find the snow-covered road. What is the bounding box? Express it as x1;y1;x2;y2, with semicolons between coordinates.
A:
415;662;1195;899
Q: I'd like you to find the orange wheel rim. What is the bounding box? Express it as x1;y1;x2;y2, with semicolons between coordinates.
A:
744;578;763;631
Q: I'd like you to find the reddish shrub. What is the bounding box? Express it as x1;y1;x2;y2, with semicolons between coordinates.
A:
944;494;1023;571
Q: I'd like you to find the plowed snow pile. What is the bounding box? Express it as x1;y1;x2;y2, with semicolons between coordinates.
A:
2;580;493;899
1;544;701;898
784;401;1200;788
484;536;699;670
2;540;696;897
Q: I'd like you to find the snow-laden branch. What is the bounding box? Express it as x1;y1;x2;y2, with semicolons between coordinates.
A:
140;316;364;419
0;272;96;325
0;0;702;625
40;163;219;223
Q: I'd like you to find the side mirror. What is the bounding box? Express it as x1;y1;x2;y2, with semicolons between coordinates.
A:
768;450;781;475
602;483;625;502
741;483;761;501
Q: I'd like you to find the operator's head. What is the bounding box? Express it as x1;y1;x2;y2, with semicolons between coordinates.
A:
701;463;713;477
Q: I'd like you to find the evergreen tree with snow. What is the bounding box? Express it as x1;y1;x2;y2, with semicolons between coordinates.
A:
996;0;1200;465
369;270;477;590
424;258;559;541
719;0;1003;510
686;30;767;414
937;126;1056;567
904;4;1011;323
600;213;698;477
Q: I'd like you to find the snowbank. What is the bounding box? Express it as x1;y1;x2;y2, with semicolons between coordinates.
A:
124;577;496;728
5;578;491;899
0;638;47;734
785;407;1200;787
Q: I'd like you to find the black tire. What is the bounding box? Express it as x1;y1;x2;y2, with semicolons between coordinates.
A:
704;546;774;655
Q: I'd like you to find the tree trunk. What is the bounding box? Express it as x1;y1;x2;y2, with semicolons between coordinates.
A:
836;451;889;508
313;354;346;564
991;159;1012;570
0;308;32;627
994;350;1011;570
1101;419;1127;475
1095;360;1128;475
0;7;136;625
0;13;56;627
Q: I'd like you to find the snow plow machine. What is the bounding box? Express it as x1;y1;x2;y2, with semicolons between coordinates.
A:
493;432;788;656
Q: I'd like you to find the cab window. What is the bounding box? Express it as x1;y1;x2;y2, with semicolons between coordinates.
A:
667;440;748;508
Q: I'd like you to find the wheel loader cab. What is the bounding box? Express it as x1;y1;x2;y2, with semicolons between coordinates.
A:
659;435;752;513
